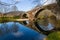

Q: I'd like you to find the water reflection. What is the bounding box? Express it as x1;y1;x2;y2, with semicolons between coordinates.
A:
39;23;54;31
37;15;60;31
0;22;19;35
0;22;46;40
48;16;60;30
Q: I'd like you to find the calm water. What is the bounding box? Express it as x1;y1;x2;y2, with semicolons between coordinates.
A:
37;16;60;31
0;22;46;40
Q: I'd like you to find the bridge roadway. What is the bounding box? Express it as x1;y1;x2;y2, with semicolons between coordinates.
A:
15;19;29;21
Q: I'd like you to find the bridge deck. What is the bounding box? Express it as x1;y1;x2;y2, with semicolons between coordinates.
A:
15;19;29;21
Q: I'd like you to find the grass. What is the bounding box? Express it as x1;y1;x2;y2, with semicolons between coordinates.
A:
46;31;60;40
0;16;21;22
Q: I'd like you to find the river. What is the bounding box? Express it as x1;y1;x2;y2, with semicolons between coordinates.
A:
0;22;46;40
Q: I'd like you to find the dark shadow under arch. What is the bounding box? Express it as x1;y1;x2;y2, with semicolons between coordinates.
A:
34;8;55;35
35;9;45;18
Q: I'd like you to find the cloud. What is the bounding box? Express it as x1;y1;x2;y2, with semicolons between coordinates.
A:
44;0;57;5
15;0;20;1
12;31;24;37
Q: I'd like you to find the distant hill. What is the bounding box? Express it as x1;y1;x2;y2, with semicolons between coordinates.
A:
4;11;26;17
0;11;26;17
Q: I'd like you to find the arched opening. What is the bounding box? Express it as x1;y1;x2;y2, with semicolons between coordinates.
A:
34;9;56;35
22;13;29;26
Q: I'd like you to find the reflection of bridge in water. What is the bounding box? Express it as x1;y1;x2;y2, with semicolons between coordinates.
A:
13;6;58;35
11;3;60;35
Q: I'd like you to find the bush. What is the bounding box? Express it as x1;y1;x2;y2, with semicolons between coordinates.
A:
46;31;60;40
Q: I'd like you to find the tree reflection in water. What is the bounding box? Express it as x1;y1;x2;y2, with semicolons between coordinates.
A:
37;14;60;31
37;16;54;31
0;22;19;35
1;23;9;33
49;15;60;30
11;22;19;32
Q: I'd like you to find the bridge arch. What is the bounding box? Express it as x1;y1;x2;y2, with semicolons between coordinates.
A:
34;8;57;35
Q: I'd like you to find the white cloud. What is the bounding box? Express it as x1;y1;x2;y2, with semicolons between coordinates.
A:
44;0;57;5
15;0;20;2
12;32;24;37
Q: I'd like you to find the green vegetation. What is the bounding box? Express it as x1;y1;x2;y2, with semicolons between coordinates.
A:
0;16;20;23
13;16;20;19
46;31;60;40
0;17;13;22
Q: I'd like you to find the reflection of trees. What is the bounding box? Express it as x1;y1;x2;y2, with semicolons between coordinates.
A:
48;15;60;30
0;23;10;33
11;22;18;32
49;15;58;29
0;23;10;35
41;19;48;26
0;28;3;35
37;14;60;31
0;22;19;35
37;15;48;26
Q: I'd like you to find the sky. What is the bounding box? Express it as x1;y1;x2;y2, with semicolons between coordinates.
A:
0;0;37;12
0;0;57;12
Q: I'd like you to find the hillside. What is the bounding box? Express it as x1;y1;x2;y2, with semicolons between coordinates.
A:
0;11;26;17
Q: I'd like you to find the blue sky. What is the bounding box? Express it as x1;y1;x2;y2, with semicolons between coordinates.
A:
0;0;37;11
16;0;37;11
0;0;57;12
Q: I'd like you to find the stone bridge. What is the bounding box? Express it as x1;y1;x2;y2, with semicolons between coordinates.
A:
22;3;60;34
